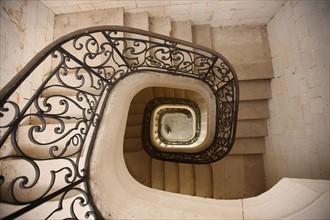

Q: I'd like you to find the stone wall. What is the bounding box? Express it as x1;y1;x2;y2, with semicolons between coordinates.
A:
0;0;54;103
265;0;329;188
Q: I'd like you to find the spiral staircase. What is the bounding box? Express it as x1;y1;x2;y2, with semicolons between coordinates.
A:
1;8;329;220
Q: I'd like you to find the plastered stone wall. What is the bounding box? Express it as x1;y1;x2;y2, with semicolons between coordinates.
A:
0;0;54;104
265;0;330;188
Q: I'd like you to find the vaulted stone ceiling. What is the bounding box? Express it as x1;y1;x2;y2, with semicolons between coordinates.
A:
41;0;286;27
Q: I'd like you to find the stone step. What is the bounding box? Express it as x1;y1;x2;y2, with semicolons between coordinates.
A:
163;88;175;98
131;87;154;104
151;159;165;190
124;125;142;139
130;96;269;121
230;137;266;155
54;8;124;39
210;159;225;199
194;164;213;198
164;161;180;193
192;25;212;48
174;88;185;99
126;114;144;126
233;61;274;81
211;155;245;199
150;17;171;36
238;100;270;120
152;87;164;97
211;154;265;199
239;79;272;101
124;12;149;31
123;138;143;152
123;136;265;155
179;163;195;196
124;150;151;187
236;119;268;138
183;90;204;104
128;103;145;115
242;154;266;198
171;21;193;42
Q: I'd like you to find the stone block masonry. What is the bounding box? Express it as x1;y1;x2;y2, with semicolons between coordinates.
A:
0;0;55;110
265;0;330;188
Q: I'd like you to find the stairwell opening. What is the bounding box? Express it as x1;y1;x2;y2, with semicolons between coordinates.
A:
122;84;265;200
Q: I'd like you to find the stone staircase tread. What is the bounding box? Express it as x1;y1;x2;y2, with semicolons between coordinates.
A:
152;87;164;97
163;88;175;97
236;119;268;138
123;138;143;152
174;89;185;99
230;137;266;155
131;87;154;104
127;114;144;126
164;161;180;193
54;7;124;39
243;154;266;197
238;100;270;120
233;61;274;81
183;90;200;98
124;125;142;138
124;12;149;31
151;159;165;190
179;163;196;196
150;17;171;36
210;159;225;199
171;20;193;42
128;103;146;114
192;24;212;48
239;80;272;101
211;155;245;199
194;164;213;198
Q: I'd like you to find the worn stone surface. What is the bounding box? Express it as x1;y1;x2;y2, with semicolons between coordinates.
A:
41;0;285;27
0;0;54;111
265;0;330;188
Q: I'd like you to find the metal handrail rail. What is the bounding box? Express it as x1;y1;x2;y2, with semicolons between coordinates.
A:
0;26;239;219
0;26;237;104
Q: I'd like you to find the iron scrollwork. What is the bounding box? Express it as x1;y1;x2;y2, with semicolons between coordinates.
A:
0;26;238;219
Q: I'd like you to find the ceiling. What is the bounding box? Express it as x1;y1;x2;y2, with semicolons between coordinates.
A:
41;0;286;27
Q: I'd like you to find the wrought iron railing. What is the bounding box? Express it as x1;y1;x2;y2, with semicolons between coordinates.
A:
0;26;238;219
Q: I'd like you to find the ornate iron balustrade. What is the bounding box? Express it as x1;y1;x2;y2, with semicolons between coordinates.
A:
0;26;239;219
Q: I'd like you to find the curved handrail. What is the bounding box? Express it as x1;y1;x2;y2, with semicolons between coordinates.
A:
0;26;239;219
0;26;238;104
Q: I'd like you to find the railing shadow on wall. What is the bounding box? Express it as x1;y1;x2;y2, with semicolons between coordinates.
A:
0;26;239;219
